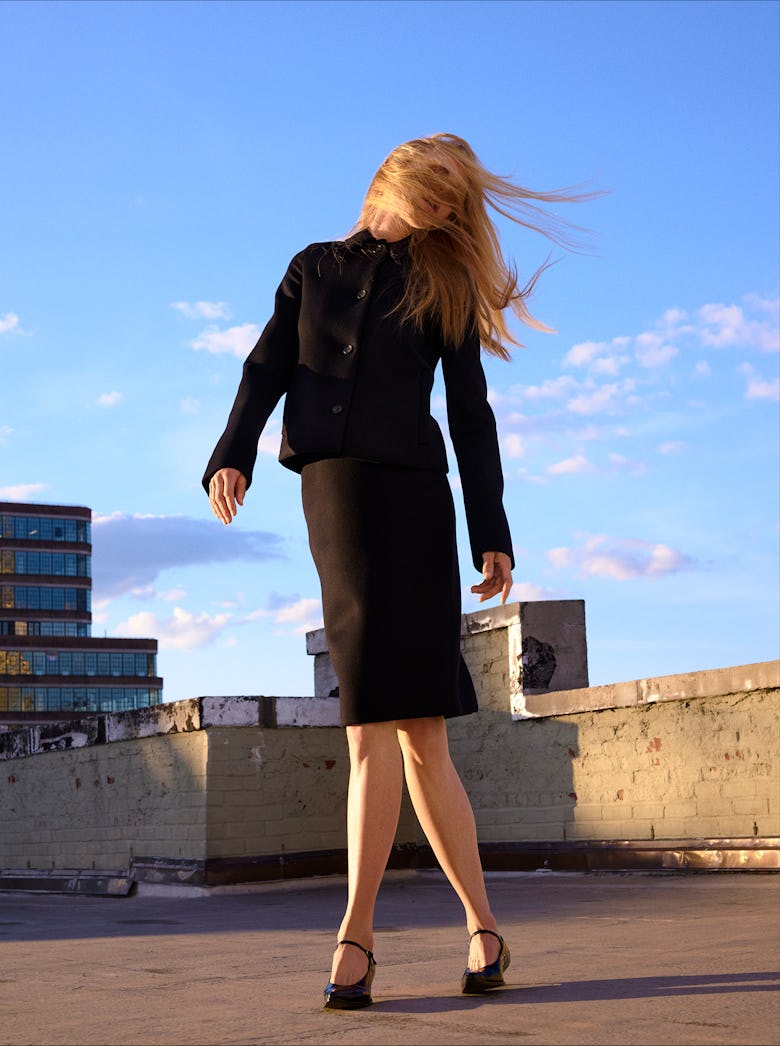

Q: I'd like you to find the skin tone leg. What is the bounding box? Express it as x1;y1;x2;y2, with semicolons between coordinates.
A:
396;716;501;971
330;715;502;986
330;721;404;986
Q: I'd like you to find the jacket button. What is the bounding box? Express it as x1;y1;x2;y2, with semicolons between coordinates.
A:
342;344;354;355
356;289;367;299
331;404;343;415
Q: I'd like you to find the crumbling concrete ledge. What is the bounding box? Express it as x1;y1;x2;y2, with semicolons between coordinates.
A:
0;695;340;762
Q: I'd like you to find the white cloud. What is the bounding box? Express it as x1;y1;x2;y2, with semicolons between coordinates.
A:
0;426;13;441
97;391;123;408
522;375;578;399
180;397;201;415
563;340;606;367
590;354;627;376
192;323;261;358
658;440;686;455
116;607;232;650
694;360;711;377
608;452;647;476
660;307;689;327
0;482;47;500
547;546;574;569
273;597;323;634
546;454;593;475
257;417;283;456
243;595;323;636
634;332;678;368
171;301;231;320
547;534;694;580
508;581;561;601
698;301;779;353
738;363;780;401
129;585;155;600
502;433;525;459
158;588;188;602
567;380;636;416
563;338;630;375
0;312;20;335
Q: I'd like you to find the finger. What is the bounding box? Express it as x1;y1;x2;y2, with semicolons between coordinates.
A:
235;473;247;506
472;580;502;603
210;477;234;525
470;579;498;594
500;571;513;605
219;475;237;518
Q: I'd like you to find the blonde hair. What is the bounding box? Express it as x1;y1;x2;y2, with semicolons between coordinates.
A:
355;133;600;359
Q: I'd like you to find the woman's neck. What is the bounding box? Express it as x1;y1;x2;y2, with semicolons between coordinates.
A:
367;210;410;243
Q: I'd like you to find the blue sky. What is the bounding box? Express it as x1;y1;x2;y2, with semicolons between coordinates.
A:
1;0;778;703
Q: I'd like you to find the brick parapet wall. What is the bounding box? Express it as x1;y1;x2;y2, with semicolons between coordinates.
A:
0;602;777;884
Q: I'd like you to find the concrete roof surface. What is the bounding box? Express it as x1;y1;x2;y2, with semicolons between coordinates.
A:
1;869;778;1046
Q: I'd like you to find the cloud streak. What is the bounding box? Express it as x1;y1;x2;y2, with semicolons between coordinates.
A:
91;513;286;601
192;323;261;358
0;483;48;501
547;534;695;581
0;312;20;335
116;607;232;650
171;301;231;320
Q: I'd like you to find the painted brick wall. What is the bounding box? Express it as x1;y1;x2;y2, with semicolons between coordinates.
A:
0;732;208;870
447;690;779;843
204;727;418;859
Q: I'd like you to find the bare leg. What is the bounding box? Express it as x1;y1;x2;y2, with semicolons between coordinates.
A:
397;716;502;971
330;721;404;986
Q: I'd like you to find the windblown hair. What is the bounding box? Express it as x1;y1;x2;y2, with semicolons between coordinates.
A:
355;133;600;359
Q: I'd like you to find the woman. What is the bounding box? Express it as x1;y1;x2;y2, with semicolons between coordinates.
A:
204;133;590;1008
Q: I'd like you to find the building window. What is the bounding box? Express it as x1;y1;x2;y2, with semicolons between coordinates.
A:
0;515;90;544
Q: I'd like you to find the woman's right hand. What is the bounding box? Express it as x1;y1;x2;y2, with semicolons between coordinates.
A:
208;468;247;525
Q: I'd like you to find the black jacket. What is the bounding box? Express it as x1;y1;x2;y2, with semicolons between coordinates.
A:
203;230;514;571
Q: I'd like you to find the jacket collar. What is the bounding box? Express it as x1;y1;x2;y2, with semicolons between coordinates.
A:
343;227;411;262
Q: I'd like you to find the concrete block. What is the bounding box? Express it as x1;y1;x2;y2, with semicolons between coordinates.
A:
275;697;340;727
200;697;260;728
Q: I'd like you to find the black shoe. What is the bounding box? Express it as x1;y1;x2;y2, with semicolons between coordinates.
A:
323;939;376;1010
461;928;510;994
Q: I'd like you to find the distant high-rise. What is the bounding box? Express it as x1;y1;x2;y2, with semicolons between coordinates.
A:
0;502;162;726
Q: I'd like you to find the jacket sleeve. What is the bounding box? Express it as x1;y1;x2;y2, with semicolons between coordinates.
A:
441;328;515;573
201;252;303;492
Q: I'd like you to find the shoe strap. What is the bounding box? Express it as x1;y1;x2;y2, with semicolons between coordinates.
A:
469;928;503;946
337;938;375;963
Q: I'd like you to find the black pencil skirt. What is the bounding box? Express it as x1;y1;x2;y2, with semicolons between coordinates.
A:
301;458;478;726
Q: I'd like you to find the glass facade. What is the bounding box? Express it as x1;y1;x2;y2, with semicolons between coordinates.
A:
0;502;162;719
0;513;90;543
0;686;160;713
0;620;90;637
0;649;156;677
1;550;90;577
1;586;90;611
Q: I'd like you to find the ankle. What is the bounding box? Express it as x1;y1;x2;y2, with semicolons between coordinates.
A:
336;926;374;952
467;918;499;937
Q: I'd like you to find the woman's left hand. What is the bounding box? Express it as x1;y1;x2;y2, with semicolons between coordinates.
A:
471;551;513;605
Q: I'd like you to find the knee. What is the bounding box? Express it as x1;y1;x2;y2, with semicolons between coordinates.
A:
346;721;398;766
396;717;450;769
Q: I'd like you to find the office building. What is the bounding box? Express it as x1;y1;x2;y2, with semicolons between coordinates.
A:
0;501;162;726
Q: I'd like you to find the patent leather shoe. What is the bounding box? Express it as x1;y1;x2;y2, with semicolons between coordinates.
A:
323;939;376;1010
461;928;510;994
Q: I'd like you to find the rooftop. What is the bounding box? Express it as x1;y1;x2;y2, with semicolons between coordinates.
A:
1;868;778;1045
